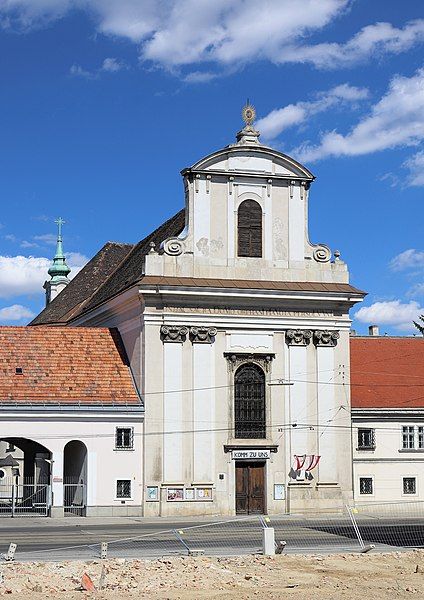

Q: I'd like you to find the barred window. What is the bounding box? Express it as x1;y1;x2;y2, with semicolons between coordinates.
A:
403;477;416;495
116;480;131;499
234;363;266;439
237;199;262;258
402;426;415;449
418;427;424;449
357;428;375;450
115;427;134;450
359;477;373;495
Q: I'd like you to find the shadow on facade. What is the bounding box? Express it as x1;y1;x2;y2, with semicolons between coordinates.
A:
63;440;87;516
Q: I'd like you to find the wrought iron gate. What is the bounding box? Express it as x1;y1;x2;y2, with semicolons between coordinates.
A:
63;479;86;516
0;477;50;517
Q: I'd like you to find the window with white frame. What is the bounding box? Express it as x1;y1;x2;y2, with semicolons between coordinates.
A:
357;428;375;450
418;427;424;449
359;477;373;495
401;426;424;450
403;477;416;495
115;427;134;450
116;480;131;499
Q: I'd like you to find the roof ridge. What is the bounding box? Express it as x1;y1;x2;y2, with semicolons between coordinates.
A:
72;208;185;320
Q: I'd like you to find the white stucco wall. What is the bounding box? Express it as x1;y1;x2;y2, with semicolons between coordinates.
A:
0;411;144;515
353;416;424;503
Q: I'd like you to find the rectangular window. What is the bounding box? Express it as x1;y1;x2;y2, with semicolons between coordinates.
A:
116;480;131;499
357;428;375;450
115;427;134;450
402;426;415;449
418;427;424;449
403;477;416;495
359;477;373;495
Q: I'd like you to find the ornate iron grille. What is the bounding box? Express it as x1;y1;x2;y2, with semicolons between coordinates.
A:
234;363;266;438
116;480;131;499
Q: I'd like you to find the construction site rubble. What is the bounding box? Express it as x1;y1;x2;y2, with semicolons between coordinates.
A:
0;551;422;598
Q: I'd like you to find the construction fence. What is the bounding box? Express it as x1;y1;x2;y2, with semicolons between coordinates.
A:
2;501;424;562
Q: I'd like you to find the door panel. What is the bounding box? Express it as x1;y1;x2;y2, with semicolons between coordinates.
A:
235;463;248;514
249;463;265;514
235;462;265;515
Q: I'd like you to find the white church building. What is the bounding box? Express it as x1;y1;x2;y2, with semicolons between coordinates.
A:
6;106;421;517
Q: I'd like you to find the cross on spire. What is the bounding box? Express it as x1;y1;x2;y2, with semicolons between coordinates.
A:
55;217;65;239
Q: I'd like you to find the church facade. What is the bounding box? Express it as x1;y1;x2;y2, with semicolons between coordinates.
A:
26;107;366;516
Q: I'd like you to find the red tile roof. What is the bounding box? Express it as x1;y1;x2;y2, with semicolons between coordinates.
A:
0;327;140;405
350;337;424;409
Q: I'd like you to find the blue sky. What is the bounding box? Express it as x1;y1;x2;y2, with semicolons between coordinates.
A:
0;0;423;334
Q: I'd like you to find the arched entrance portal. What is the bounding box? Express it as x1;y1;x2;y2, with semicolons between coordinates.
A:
63;440;87;516
0;438;52;516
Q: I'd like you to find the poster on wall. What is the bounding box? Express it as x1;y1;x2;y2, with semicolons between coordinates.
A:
146;486;159;501
184;488;195;501
274;484;285;500
167;488;184;501
196;487;213;501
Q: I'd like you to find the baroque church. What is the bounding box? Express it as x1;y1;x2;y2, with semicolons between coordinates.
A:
1;106;422;517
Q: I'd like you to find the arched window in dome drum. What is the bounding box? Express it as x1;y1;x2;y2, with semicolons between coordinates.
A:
237;199;262;258
234;363;266;439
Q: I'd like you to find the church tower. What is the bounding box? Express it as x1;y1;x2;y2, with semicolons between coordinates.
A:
43;217;71;306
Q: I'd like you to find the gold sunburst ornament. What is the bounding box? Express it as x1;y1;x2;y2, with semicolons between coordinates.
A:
242;101;256;126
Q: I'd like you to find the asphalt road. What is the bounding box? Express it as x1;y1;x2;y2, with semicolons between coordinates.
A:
0;516;422;560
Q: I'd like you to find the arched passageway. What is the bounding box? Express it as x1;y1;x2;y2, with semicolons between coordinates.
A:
63;440;87;516
0;438;52;516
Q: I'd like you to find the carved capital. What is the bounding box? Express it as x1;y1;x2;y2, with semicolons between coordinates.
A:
285;330;313;346
190;327;217;344
313;330;340;347
160;325;188;343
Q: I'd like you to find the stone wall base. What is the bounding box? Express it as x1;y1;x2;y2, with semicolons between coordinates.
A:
287;483;351;514
85;505;143;517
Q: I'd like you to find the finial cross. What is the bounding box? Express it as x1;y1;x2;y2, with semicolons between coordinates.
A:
54;217;65;237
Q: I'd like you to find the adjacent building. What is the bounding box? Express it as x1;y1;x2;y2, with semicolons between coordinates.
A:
351;334;424;504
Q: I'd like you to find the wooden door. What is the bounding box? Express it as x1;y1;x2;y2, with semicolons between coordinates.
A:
235;462;265;514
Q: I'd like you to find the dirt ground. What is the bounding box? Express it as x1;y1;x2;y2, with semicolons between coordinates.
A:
0;551;423;599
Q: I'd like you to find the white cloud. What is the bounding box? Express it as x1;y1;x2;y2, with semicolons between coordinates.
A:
278;20;424;69
0;253;88;298
66;252;89;268
0;0;424;76
407;283;424;298
4;234;17;242
403;151;424;186
257;83;368;140
33;233;58;245
2;2;424;74
70;63;97;79
0;304;35;323
389;249;424;271
70;57;126;79
355;300;424;332
20;240;39;249
296;67;424;162
183;71;218;84
101;57;125;72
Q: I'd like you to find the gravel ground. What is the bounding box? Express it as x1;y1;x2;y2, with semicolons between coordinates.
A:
0;550;423;598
